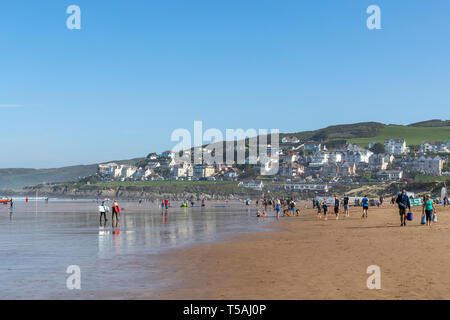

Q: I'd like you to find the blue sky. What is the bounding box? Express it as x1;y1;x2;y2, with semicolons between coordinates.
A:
0;0;449;168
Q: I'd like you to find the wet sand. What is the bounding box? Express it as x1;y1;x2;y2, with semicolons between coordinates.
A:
141;204;450;300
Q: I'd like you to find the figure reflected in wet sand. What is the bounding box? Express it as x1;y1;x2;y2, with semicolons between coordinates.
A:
112;200;121;228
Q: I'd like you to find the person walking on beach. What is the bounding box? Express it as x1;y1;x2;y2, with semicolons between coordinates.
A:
322;201;328;221
343;194;350;217
289;198;296;216
112;200;120;227
164;199;169;210
396;189;411;227
99;201;108;223
422;194;436;227
334;195;340;220
379;196;384;207
276;199;281;219
361;196;369;219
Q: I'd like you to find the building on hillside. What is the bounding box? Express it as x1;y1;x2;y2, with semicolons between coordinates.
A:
309;151;342;167
369;154;395;170
160;158;177;168
377;170;404;181
279;163;305;177
98;163;120;176
160;150;175;159
193;164;215;178
238;181;264;190
120;165;137;179
147;153;158;160
420;141;450;153
304;143;323;153
339;144;373;163
282;153;299;164
172;163;194;178
410;156;444;175
223;167;240;178
145;162;161;169
320;162;356;177
385;139;408;155
132;167;152;180
282;183;331;192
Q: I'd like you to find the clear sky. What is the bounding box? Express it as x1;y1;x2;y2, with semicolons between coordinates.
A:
1;0;449;168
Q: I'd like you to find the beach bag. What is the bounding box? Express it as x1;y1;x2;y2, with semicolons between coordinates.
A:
433;214;437;222
421;215;426;225
407;211;413;221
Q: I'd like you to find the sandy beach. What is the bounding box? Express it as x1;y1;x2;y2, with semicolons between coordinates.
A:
140;204;450;300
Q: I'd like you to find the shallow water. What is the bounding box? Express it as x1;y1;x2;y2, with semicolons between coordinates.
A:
0;200;272;299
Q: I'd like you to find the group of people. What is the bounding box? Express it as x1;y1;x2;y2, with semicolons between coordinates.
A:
314;194;352;221
255;198;298;219
98;200;121;227
395;189;438;227
312;190;441;227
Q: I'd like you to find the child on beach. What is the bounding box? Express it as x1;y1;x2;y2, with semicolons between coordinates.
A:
322;201;328;221
334;195;340;220
361;196;369;219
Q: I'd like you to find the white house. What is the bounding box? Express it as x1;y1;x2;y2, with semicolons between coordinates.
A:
160;150;175;159
172;163;194;178
279;163;305;177
377;170;404;181
193;164;215;178
385;139;408;155
421;141;449;153
369;154;394;170
304;143;322;153
146;162;161;169
309;151;342;167
283;183;330;192
411;156;444;175
98;163;120;176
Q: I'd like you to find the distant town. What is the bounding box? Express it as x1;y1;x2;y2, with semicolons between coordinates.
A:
94;138;450;194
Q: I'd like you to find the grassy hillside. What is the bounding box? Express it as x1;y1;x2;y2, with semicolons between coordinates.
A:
0;157;145;190
348;125;450;147
282;122;385;142
0;165;98;190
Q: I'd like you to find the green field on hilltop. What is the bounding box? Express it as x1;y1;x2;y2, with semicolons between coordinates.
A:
348;125;450;147
413;175;450;183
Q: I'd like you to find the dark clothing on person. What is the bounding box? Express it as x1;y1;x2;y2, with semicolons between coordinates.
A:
396;193;411;210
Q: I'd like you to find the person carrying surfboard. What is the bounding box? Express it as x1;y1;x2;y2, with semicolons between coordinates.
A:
112;200;121;227
99;201;108;223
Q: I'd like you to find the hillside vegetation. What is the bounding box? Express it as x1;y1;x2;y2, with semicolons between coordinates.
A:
348;125;450;147
0;158;144;190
